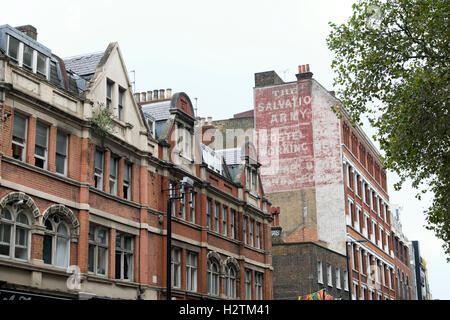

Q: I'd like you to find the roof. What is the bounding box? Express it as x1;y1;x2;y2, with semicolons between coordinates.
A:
63;51;103;78
141;100;172;121
216;148;243;165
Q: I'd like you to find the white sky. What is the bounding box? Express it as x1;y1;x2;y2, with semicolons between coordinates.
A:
2;0;448;299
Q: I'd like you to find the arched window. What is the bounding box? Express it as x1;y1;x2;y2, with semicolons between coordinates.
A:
43;215;70;268
207;260;220;296
224;265;236;299
0;205;31;260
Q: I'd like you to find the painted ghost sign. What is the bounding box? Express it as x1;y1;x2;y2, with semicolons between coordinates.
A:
254;81;315;193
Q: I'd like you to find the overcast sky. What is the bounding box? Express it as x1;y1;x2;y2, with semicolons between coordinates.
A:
2;0;448;299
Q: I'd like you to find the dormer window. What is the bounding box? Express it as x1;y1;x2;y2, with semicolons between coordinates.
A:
247;167;258;194
36;52;47;77
176;126;193;160
147;118;155;137
6;35;49;79
22;44;33;70
7;36;20;62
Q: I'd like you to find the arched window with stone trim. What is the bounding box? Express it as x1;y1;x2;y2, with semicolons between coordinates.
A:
207;259;220;296
0;201;32;260
43;216;70;268
42;204;79;269
224;265;236;299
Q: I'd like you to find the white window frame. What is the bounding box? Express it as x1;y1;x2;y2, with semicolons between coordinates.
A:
115;232;134;281
0;204;31;261
171;247;181;289
336;267;341;289
6;35;48;79
109;155;118;196
43;215;70;268
88;224;108;276
186;251;198;292
94;150;104;190
11;113;27;162
224;265;236;299
256;222;261;249
249;218;254;247
214;202;220;232
327;264;333;287
123;162;131;200
206;198;212;229
106;79;114;110
245;269;252;299
317;260;323;284
255;272;263;300
118;86;125;121
222;206;228;236
230;209;236;239
34;122;49;169
343;270;349;291
55;131;68;176
207;259;220;296
189;190;196;223
243;216;248;244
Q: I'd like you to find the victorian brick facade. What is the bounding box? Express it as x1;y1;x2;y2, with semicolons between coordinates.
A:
0;24;273;300
209;65;409;300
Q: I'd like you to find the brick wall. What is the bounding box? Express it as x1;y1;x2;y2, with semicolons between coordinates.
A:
272;242;350;300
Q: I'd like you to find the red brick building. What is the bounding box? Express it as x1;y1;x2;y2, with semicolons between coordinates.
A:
210;65;410;300
0;24;273;300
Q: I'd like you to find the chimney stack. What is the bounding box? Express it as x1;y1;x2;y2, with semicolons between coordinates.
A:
15;25;37;41
296;64;313;80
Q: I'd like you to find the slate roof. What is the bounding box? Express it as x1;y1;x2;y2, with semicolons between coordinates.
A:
141;101;172;121
63;51;103;79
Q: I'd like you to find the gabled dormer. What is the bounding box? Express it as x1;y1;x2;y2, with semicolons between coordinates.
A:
68;42;155;155
140;91;198;169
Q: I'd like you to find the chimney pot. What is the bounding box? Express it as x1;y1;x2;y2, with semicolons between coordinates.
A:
166;88;172;99
147;91;153;101
296;64;313;80
153;90;159;100
159;89;165;100
134;93;140;103
141;92;147;102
